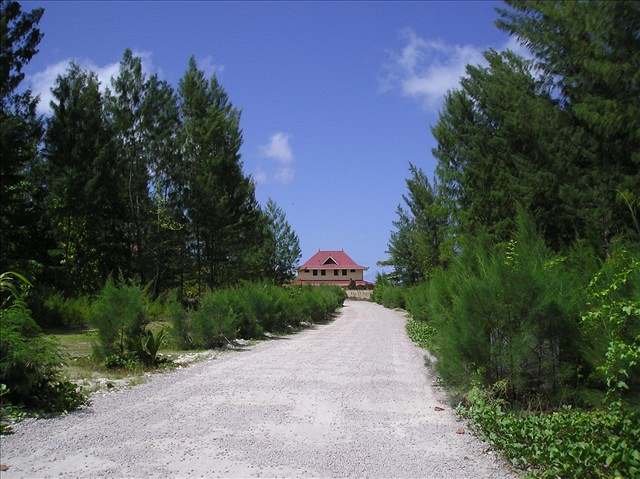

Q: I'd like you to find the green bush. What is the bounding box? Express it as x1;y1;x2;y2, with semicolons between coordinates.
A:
191;292;239;348
461;385;640;479
427;215;594;405
90;278;147;360
372;283;406;309
43;292;91;329
171;283;345;349
406;317;436;350
28;286;91;329
135;329;167;366
404;282;431;322
104;353;139;370
167;291;192;349
0;274;85;413
580;246;640;400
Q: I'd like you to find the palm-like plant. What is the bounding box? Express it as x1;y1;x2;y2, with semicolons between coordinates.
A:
0;272;31;309
136;328;167;366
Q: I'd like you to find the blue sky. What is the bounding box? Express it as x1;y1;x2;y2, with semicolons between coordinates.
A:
23;1;522;280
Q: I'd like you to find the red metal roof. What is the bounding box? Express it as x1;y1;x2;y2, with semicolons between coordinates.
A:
299;250;366;270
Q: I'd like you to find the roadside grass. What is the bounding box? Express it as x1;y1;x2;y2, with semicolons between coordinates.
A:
44;324;190;389
42;312;335;393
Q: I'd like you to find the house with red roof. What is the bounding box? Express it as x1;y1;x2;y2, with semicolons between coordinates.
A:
293;250;372;288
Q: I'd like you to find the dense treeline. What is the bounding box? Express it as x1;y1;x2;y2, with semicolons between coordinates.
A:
1;1;302;306
1;0;308;421
377;1;640;477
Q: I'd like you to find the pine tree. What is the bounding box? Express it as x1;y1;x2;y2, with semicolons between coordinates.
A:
106;49;153;283
265;199;301;284
495;0;640;249
381;164;449;285
178;57;264;291
44;64;127;292
432;49;597;250
0;1;45;274
142;74;183;296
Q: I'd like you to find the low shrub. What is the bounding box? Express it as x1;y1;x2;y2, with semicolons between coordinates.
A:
427;215;594;406
90;278;147;360
403;283;430;322
167;291;192;349
372;284;406;309
406;317;436;350
43;293;91;329
191;293;239;348
171;283;345;349
28;286;91;329
461;385;640;479
0;273;85;414
580;246;640;400
104;353;139;370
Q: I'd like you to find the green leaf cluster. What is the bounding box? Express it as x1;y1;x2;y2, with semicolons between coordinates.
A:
461;385;640;479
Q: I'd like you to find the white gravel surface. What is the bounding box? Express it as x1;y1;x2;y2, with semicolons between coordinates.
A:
0;300;517;478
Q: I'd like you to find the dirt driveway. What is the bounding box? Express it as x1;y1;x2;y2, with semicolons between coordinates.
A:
1;300;516;478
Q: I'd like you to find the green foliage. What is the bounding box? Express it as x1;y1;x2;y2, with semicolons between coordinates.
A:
190;293;239;348
104;353;139;371
3;27;299;300
380;164;450;286
371;282;406;309
581;247;640;399
461;385;640;479
264;199;302;284
0;272;85;413
135;328;167;366
178;57;268;292
90;278;147;359
171;283;345;349
39;292;91;329
167;291;191;349
406;318;436;350
426;213;593;405
0;1;46;277
403;282;431;322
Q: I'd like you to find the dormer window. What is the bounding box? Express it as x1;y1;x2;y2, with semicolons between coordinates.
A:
323;257;337;265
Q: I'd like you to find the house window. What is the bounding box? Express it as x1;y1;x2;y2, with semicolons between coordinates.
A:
334;270;338;276
342;269;347;275
321;270;326;276
312;270;318;276
350;269;355;272
304;269;309;273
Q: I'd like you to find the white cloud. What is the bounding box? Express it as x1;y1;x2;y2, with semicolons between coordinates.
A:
258;132;295;185
274;166;294;184
260;132;293;164
381;29;535;109
381;29;485;108
28;51;155;115
253;167;268;185
198;55;224;78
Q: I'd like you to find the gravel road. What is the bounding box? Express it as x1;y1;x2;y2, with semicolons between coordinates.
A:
1;300;516;478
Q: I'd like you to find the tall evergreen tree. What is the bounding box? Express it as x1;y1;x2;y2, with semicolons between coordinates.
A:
44;64;127;293
264;198;301;284
178;57;265;291
142;74;183;296
381;164;449;285
106;49;153;283
432;50;591;249
496;0;640;249
0;1;45;274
